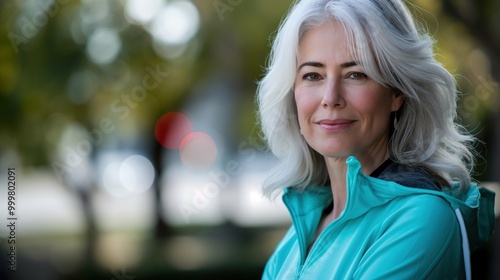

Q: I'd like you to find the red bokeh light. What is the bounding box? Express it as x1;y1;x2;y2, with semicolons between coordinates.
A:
155;112;193;150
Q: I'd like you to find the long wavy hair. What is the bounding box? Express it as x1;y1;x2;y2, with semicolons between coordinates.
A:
257;0;475;197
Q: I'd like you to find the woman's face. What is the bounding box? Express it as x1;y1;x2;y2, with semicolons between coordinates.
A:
294;21;403;162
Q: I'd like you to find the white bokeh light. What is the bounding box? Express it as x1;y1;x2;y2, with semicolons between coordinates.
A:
150;0;200;45
125;0;164;25
152;41;188;60
119;155;155;193
86;27;121;65
103;161;130;197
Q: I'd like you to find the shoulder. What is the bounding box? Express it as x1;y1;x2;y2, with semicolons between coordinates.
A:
394;194;454;220
384;194;456;223
381;194;460;247
376;161;441;191
356;194;463;279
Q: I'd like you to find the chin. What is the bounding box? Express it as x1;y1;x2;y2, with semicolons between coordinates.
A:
310;142;352;157
316;148;352;159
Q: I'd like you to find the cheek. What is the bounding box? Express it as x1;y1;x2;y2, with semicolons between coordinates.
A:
350;88;393;117
354;98;381;116
294;93;314;128
295;89;319;116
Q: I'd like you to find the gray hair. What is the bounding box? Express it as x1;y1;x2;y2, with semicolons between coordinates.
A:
257;0;475;197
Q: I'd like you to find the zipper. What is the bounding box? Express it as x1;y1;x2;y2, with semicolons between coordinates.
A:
284;197;340;279
306;220;340;265
295;218;342;279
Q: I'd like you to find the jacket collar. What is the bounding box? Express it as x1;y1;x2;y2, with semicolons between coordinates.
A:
283;156;496;250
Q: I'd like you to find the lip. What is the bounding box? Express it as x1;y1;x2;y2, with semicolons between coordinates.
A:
316;119;355;131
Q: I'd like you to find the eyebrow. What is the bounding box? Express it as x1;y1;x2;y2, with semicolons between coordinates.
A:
297;61;358;72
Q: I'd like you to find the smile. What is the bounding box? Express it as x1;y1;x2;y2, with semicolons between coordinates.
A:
316;119;355;131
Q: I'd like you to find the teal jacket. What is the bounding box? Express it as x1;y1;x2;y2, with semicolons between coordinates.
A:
262;157;495;280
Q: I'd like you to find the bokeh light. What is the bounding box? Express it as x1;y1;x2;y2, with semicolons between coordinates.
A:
180;132;217;169
86;27;122;65
150;0;200;45
100;153;156;196
120;155;155;193
125;0;164;25
4;0;499;279
155;112;193;149
152;41;190;60
102;161;129;197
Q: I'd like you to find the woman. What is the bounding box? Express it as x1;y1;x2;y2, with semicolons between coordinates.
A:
257;0;495;279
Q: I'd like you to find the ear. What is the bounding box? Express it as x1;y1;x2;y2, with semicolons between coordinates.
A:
391;91;404;112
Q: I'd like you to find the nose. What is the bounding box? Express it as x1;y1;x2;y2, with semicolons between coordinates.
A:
322;79;344;109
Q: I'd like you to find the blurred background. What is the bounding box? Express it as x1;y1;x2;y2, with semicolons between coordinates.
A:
0;0;498;279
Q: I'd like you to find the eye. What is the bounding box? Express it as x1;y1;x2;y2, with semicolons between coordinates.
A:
302;73;322;81
346;72;368;81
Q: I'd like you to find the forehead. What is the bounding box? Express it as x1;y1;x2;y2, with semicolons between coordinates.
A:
297;21;354;63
